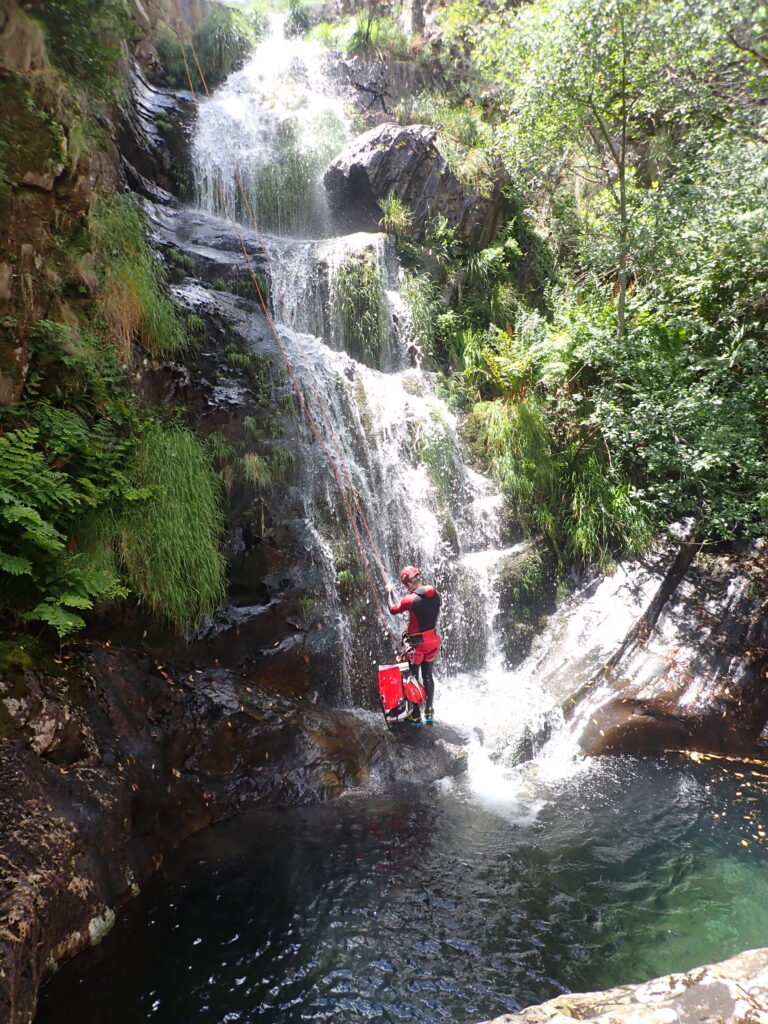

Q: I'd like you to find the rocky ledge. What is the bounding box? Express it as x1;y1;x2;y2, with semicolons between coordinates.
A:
578;538;768;760
481;946;768;1024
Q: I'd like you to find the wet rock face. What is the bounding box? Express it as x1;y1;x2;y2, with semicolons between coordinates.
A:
578;540;768;759
480;946;768;1024
324;121;506;248
117;65;197;205
326;53;446;129
493;544;557;668
0;645;385;1024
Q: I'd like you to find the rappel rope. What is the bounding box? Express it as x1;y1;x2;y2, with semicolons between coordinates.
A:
172;22;401;652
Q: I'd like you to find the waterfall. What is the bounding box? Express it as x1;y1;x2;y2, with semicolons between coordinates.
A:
36;28;768;1024
192;14;349;237
182;16;661;801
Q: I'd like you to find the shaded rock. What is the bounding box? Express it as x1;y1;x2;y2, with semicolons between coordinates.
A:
0;2;48;75
494;542;557;668
480;946;768;1024
324;121;506;248
116;63;197;203
0;644;383;1024
577;539;768;760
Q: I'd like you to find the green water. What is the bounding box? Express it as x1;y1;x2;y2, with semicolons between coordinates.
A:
36;754;768;1024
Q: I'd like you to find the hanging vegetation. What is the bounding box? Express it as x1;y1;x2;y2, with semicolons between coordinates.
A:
333;250;388;366
155;5;268;91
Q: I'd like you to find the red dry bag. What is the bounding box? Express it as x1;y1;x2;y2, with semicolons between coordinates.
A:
378;662;426;724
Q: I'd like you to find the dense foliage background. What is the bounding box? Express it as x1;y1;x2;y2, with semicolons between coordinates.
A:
392;0;768;565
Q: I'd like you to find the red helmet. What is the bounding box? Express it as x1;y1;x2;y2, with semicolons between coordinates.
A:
399;565;421;584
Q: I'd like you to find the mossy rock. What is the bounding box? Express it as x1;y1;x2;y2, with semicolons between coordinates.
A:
0;76;68;190
493;543;556;666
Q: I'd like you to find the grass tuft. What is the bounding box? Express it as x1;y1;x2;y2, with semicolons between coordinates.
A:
90;195;189;360
333;250;387;365
116;421;225;633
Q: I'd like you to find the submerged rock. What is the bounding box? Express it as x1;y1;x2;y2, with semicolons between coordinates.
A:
324;121;506;247
479;946;768;1024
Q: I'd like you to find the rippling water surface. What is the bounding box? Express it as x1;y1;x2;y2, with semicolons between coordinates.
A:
37;755;768;1024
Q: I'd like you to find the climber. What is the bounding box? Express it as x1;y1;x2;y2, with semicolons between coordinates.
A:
385;566;441;726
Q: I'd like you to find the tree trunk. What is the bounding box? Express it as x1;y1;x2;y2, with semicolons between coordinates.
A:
617;169;627;341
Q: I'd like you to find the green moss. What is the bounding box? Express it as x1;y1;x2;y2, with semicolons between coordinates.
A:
0;639;35;671
0;78;68;188
333;249;387;366
415;406;459;504
161;246;195;283
332;537;368;612
21;0;131;98
494;545;555;666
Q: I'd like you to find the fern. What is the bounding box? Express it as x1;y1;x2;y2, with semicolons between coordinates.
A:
0;426;128;638
22;603;86;637
0;550;33;575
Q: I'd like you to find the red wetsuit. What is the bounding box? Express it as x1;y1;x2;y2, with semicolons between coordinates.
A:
388;585;442;666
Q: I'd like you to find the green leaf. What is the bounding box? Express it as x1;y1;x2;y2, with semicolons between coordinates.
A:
57;592;94;610
0;550;33;576
21;603;86;638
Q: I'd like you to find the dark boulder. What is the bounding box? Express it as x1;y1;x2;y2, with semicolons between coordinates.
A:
324;121;506;248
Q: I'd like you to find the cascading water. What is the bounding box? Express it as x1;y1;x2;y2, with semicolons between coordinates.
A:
192;14;349;237
36;19;768;1024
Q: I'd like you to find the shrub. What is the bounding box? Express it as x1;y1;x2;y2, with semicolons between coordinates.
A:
378;193;412;237
465;394;651;566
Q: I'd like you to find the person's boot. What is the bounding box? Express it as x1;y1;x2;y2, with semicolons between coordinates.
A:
407;706;423;726
424;706;434;724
